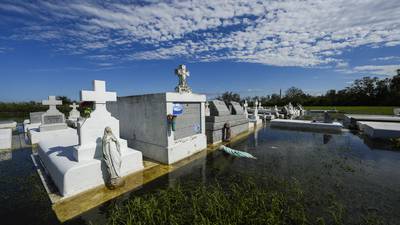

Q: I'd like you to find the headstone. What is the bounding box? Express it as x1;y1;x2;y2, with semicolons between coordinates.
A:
39;96;67;131
68;102;80;120
230;101;244;115
209;100;230;116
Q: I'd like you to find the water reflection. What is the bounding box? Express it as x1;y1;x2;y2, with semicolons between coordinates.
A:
1;126;400;225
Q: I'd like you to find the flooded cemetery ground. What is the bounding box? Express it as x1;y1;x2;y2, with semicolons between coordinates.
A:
1;124;400;225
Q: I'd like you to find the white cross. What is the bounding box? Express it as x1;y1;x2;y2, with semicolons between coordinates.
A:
42;96;62;111
80;80;116;110
70;102;79;110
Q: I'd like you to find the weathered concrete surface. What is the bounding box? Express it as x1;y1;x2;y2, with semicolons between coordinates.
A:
0;129;12;149
360;121;400;139
344;114;400;129
270;119;343;132
108;92;207;164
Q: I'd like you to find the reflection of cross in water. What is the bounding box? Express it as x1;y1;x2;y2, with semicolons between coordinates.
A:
70;102;79;110
42;96;62;111
80;80;116;111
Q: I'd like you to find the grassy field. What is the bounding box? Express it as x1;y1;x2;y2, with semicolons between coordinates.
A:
304;106;397;115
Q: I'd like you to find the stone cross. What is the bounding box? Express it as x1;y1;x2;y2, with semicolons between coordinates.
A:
42;96;62;112
70;102;79;110
81;80;116;111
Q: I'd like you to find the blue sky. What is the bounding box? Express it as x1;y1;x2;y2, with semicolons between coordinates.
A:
0;0;400;102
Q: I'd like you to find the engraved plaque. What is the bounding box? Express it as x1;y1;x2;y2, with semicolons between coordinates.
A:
174;102;201;140
43;115;64;124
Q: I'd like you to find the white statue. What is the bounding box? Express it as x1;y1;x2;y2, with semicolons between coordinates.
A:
175;64;192;93
102;127;124;188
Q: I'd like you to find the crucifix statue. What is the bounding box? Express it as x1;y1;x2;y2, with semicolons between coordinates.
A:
174;64;192;93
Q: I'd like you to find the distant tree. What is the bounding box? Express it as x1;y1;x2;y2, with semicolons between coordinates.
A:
216;92;241;104
56;96;72;105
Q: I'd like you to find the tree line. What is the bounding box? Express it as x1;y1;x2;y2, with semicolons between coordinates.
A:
217;73;400;107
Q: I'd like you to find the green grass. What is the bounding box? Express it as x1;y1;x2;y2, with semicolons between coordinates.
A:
303;106;396;115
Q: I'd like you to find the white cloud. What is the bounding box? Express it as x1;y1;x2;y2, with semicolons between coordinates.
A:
353;64;400;76
1;0;400;67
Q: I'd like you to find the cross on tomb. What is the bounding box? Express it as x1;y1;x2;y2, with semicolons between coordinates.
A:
70;102;79;110
81;80;116;110
42;96;62;112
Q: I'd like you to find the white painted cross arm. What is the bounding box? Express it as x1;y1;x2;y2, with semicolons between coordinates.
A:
80;80;116;104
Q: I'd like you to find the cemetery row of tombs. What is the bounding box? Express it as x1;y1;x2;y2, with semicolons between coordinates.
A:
1;65;399;221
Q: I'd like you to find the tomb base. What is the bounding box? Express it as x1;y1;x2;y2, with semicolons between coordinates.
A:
40;123;68;132
28;127;76;145
129;133;206;165
38;132;143;197
0;129;12;150
206;115;249;144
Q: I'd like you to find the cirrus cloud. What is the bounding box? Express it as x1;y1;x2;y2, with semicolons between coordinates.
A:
0;0;400;68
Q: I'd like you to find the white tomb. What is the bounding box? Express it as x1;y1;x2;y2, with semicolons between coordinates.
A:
66;102;81;128
249;100;262;126
0;121;17;129
0;129;12;150
28;96;74;144
359;121;400;139
271;119;343;132
27;96;76;145
37;80;143;197
107;65;206;165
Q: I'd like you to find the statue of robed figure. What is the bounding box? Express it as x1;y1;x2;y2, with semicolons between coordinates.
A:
102;127;124;188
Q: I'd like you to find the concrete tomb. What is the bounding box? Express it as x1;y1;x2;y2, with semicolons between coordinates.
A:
37;80;143;197
108;65;207;165
0;129;12;150
206;100;249;144
271;119;343;133
28;96;74;144
358;121;400;139
0;120;17;129
344;114;400;129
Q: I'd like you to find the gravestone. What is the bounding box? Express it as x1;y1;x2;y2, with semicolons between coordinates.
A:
209;100;230;116
230;101;244;115
39;96;67;132
68;103;80;120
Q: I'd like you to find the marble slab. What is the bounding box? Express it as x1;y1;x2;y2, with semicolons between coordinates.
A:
271;119;343;132
360;121;400;139
0;129;12;149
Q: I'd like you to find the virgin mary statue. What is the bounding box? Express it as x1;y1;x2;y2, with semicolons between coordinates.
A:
102;126;123;188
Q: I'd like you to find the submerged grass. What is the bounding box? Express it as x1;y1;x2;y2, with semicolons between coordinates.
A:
106;174;379;225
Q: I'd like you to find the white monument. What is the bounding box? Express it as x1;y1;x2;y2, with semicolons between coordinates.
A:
39;96;67;131
249;100;262;125
107;66;207;164
28;96;74;144
36;80;143;197
66;102;81;128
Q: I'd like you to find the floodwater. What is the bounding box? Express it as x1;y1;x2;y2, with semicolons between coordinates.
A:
1;124;399;225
